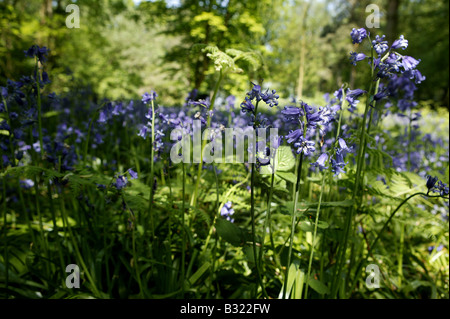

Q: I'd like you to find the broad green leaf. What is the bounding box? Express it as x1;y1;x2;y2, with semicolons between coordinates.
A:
215;218;246;246
307;278;329;295
276;171;297;184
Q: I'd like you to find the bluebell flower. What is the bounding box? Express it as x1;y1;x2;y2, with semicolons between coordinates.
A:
347;88;366;98
97;110;107;123
293;136;315;156
337;138;352;153
188;98;210;108
434;181;449;196
426;175;439;191
401;56;420;72
311;153;328;171
112;102;124;116
128;168;138;180
331;150;347;176
114;175;128;190
262;89;279;107
1;86;7;98
281;105;303;122
391;35;408;50
334;88;344;101
24;45;50;63
350;28;368;44
349;52;366;65
20;179;35;189
247;83;263;102
221;201;235;222
240;97;255;114
138;125;149;139
286;129;303;144
41;71;51;85
372;35;389;55
142;91;157;104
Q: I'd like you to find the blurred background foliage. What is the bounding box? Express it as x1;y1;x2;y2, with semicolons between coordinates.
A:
0;0;448;107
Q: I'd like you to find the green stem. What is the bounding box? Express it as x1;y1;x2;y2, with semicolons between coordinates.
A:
349;192;448;295
1;97;15;165
331;47;376;298
260;172;276;269
59;192;101;298
147;98;156;238
304;168;326;298
1;161;9;298
34;57;44;158
83;107;101;167
202;172;251;255
191;70;223;208
181;163;186;297
283;152;304;299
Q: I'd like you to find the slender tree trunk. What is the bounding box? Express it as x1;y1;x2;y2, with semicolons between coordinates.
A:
296;1;310;100
386;0;400;43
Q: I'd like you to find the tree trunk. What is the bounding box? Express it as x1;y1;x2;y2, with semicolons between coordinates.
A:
296;1;310;100
386;0;400;43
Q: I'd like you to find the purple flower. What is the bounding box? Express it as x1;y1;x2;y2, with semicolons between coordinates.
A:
281;105;303;121
41;71;50;85
401;56;420;72
240;97;255;114
247;83;263;102
142;91;157;104
221;201;235;222
372;35;389;55
350;28;368;44
97;110;107;123
349;52;366;65
112;102;124;115
294;136;316;156
262;89;279;107
331;150;347;176
338;138;352;153
286;128;303;144
20;179;35;189
391;35;408;50
24;45;50;63
128;168;138;180
1;86;8;98
114;175;128;190
138;125;149;139
347;88;366;98
426;175;439;191
188;98;210;108
311;153;328;171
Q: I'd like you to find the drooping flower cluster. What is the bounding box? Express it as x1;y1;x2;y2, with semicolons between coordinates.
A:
239;82;280;168
426;175;449;196
220;201;235;223
112;168;138;191
282;100;336;157
240;83;280;115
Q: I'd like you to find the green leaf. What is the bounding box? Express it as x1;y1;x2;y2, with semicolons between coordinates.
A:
215;218;246;246
188;262;211;286
298;199;354;209
275;171;297;184
307;278;329;295
274;146;296;172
